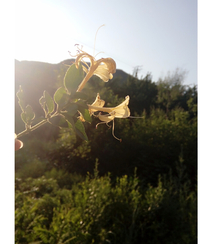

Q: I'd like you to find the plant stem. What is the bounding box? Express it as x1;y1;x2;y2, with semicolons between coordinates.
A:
16;119;49;139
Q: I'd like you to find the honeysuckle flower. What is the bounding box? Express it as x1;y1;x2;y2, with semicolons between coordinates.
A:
97;111;116;124
88;95;130;118
89;95;130;141
89;93;105;115
74;49;116;92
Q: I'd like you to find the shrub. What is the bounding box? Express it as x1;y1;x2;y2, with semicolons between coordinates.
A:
15;162;196;244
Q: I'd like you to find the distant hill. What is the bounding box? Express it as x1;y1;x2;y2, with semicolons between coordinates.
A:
15;59;130;94
15;59;130;101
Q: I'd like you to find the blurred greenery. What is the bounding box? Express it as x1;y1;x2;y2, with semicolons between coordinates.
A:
15;60;197;243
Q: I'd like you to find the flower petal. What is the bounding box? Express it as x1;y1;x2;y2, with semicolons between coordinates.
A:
89;94;106;115
112;96;130;118
94;58;116;82
75;51;116;91
91;93;105;107
88;96;130;118
97;112;115;123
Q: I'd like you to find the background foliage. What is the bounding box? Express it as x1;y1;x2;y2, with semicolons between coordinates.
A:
15;60;197;243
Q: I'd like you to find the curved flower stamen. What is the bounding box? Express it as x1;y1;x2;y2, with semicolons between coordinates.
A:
96;112;121;142
111;119;122;142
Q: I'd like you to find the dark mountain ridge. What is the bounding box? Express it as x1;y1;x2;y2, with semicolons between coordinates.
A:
15;59;130;106
15;59;130;87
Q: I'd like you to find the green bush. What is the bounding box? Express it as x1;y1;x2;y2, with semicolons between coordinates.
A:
15;162;196;244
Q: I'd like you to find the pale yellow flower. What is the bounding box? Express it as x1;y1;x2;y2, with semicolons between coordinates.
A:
89;95;130;141
88;95;130;118
89;93;105;115
97;112;116;124
75;50;116;92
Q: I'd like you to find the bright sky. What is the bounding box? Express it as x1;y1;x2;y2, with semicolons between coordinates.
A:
15;0;197;86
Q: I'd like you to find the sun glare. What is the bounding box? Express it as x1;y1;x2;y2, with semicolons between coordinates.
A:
15;0;80;63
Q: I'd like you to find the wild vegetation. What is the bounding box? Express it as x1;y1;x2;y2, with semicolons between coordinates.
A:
15;60;197;243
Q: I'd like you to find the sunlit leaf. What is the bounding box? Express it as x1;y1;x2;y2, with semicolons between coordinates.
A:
76;100;88;109
62;111;74;126
25;105;35;121
67;120;73;130
16;86;24;100
20;105;35;125
39;96;46;114
54;87;70;109
16;86;25;112
21;112;27;124
64;62;84;94
44;91;55;114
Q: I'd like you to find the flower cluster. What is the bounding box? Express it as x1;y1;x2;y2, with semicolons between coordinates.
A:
74;48;131;141
16;45;141;143
89;94;130;141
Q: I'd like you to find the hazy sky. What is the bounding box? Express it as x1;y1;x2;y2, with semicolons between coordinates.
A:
15;0;197;86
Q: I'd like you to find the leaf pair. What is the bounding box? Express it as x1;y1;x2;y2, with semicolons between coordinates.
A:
17;86;35;128
39;91;55;117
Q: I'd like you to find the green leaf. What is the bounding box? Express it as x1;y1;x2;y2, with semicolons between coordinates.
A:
39;96;45;107
65;116;88;141
44;91;55;114
66;103;78;116
21;112;27;124
25;105;35;121
16;86;24;100
77;107;92;123
62;110;75;126
64;62;84;94
65;116;75;127
21;105;35;125
49;115;68;128
74;119;88;141
16;86;25;111
54;87;70;109
67;120;73;130
39;96;46;113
